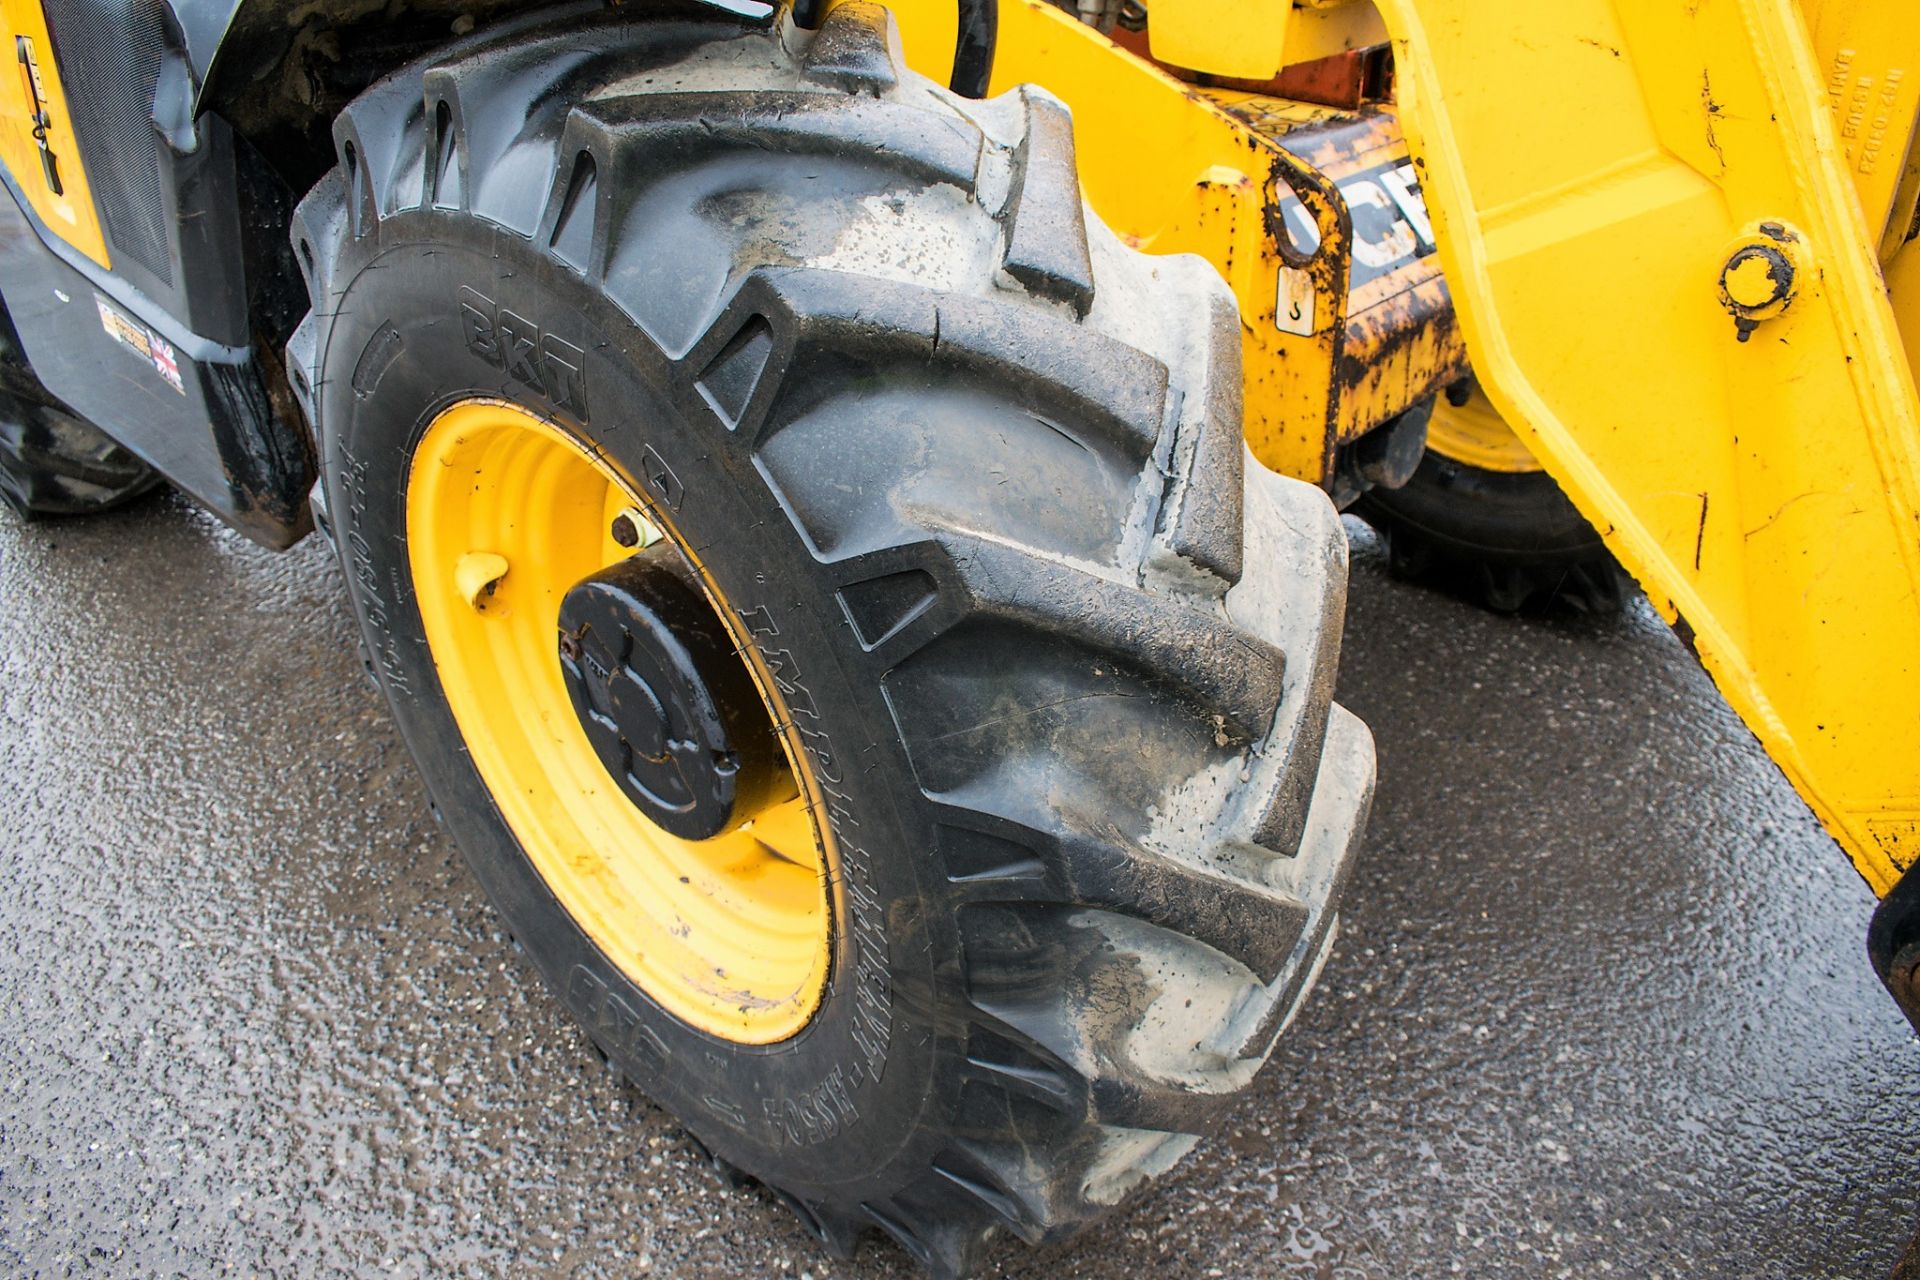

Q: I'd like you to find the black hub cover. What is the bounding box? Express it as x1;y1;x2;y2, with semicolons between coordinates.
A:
556;547;787;840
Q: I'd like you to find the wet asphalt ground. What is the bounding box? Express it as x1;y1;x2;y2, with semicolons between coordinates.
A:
0;490;1915;1280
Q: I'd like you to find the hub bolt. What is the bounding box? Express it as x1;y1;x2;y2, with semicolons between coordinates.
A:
1717;221;1805;342
611;507;664;551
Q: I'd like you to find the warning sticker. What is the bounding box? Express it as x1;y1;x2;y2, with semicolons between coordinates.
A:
95;294;185;394
96;295;150;359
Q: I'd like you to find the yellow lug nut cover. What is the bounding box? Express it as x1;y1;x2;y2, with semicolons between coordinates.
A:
454;551;510;611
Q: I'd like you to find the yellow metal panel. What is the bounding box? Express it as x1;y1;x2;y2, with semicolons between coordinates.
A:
1146;0;1385;81
1801;0;1920;260
1890;238;1920;392
0;1;106;268
1373;0;1920;893
1147;0;1291;80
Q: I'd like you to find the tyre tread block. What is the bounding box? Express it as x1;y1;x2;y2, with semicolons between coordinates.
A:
1000;88;1096;317
934;801;1308;983
681;267;1167;466
1153;286;1247;586
799;0;903;95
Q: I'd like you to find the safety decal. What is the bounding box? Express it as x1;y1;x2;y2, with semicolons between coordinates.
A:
94;294;185;394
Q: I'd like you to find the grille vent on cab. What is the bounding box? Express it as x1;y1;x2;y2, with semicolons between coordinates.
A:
43;0;171;285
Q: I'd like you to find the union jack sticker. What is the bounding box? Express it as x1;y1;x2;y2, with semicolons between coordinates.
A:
147;332;184;394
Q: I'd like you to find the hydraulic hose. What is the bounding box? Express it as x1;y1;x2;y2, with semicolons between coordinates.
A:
949;0;998;97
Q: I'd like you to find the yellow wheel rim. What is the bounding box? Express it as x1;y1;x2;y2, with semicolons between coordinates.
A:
1424;386;1542;475
407;399;832;1044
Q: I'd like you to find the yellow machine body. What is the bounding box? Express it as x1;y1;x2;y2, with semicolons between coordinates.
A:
889;0;1920;896
0;0;107;268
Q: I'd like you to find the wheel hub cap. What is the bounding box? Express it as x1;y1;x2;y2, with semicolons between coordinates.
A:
557;549;785;840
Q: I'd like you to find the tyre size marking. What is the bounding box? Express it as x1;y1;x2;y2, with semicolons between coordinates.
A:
458;287;589;420
737;603;895;1143
766;1065;860;1150
337;445;411;695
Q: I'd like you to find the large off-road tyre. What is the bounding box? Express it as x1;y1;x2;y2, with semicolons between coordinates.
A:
290;7;1373;1275
1353;389;1629;613
0;306;158;519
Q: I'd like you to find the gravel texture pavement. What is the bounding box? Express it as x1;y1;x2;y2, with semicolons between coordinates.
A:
1;493;1914;1278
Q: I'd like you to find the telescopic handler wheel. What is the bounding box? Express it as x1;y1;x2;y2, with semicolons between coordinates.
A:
291;7;1374;1274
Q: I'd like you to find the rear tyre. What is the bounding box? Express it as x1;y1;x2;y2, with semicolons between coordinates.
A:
0;307;158;519
292;7;1373;1275
1353;387;1630;613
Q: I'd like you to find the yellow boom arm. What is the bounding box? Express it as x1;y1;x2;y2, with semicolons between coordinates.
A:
1370;0;1920;895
